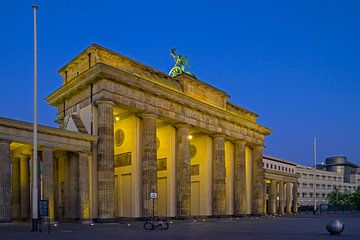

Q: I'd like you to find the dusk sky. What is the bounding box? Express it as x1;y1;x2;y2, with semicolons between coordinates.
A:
0;0;359;166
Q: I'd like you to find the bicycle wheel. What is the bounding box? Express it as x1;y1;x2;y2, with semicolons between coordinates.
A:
161;222;169;230
143;221;154;230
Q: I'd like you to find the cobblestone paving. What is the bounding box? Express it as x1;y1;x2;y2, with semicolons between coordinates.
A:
0;214;359;240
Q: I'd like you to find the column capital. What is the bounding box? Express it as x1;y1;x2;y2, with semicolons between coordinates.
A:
41;146;53;152
234;140;247;145
212;134;226;139
94;100;116;107
252;144;264;149
174;123;190;129
139;112;157;120
0;139;11;144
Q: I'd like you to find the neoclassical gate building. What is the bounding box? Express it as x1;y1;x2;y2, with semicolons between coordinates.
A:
0;44;271;222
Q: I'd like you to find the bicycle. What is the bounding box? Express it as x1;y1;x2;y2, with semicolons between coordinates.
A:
143;216;169;230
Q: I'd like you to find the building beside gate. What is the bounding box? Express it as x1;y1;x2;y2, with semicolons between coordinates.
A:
0;44;272;223
263;155;299;215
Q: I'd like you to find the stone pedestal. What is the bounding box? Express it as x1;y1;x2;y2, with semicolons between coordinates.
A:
252;146;264;215
0;140;12;222
278;181;284;214
96;100;115;220
286;182;292;214
141;113;157;217
234;141;246;215
212;135;226;216
11;158;21;220
175;124;191;217
79;153;90;222
20;155;30;220
292;183;298;214
269;180;277;215
42;148;54;221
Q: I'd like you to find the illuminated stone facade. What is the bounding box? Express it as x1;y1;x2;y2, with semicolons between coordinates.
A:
0;44;271;222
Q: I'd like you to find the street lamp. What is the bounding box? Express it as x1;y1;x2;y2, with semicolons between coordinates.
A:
31;4;39;232
313;137;317;213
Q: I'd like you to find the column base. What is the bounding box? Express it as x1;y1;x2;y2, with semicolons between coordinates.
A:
31;218;39;232
94;218;118;223
174;215;193;220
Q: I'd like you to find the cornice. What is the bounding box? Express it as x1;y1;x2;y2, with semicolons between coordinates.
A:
47;63;272;136
0;117;97;142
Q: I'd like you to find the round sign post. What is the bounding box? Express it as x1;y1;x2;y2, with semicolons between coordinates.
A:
150;192;158;219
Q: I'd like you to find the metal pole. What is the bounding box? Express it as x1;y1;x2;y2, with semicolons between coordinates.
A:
31;5;39;232
313;137;317;213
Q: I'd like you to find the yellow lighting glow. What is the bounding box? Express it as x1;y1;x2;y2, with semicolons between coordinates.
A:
188;135;193;140
115;116;120;121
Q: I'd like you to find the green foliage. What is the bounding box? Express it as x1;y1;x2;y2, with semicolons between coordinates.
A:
327;186;360;206
350;187;360;207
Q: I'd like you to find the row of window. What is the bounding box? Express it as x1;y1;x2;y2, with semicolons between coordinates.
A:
265;163;295;173
301;192;329;198
300;183;357;190
301;173;342;182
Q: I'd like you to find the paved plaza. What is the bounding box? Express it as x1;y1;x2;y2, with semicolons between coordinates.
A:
0;214;359;240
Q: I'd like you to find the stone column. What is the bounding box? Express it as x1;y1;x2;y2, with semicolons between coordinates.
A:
212;135;226;216
278;181;284;214
252;145;265;215
20;155;30;220
0;140;12;222
68;153;80;220
141;113;157;216
42;148;54;222
12;158;21;220
292;182;298;214
175;124;191;218
63;155;70;220
96;100;115;220
286;182;292;214
79;152;90;222
53;157;59;221
234;140;247;215
269;180;277;215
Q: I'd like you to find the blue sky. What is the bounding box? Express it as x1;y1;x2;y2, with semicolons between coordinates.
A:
0;0;359;166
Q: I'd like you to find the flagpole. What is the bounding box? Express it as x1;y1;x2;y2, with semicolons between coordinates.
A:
31;4;39;232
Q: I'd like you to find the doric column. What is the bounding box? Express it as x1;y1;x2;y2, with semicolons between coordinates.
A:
12;158;21;220
212;135;226;216
42;148;54;222
0;140;12;222
278;181;284;214
175;124;191;217
79;152;90;222
234;140;246;215
68;153;80;220
53;157;59;221
252;145;265;215
141;113;157;216
286;182;291;214
269;180;277;215
20;155;30;220
96;100;115;220
292;182;298;214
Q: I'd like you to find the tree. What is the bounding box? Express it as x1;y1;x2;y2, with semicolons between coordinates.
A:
350;187;360;207
328;186;342;206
